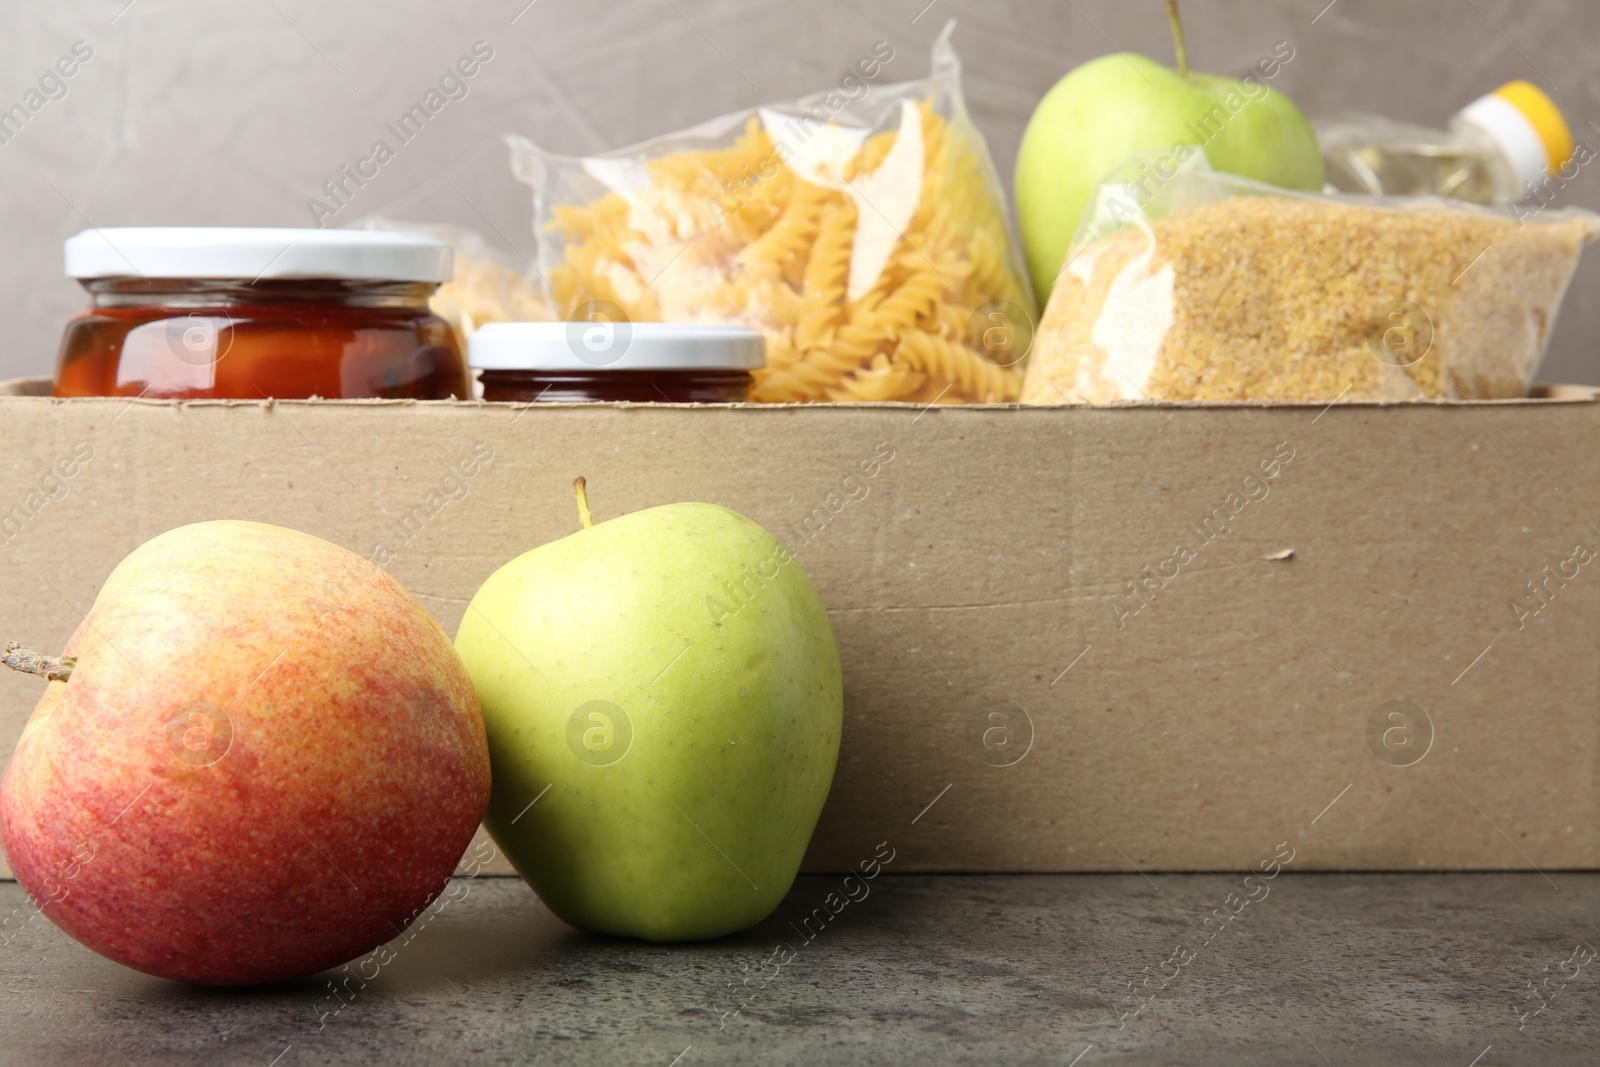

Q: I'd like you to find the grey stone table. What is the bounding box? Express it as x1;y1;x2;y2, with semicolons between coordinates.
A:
2;872;1597;1066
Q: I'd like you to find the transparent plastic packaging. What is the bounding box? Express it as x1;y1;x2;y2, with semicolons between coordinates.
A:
1022;156;1600;404
358;218;552;345
506;22;1034;404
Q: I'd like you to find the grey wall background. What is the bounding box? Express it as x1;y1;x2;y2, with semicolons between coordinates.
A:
2;0;1598;384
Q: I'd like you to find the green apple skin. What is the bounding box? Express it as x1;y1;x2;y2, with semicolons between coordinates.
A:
455;502;842;941
1015;52;1325;304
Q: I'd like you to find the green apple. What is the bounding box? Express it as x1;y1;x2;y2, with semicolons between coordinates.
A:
454;479;842;941
1015;1;1324;304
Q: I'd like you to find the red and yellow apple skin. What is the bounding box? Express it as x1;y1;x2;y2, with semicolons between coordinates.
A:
0;520;490;986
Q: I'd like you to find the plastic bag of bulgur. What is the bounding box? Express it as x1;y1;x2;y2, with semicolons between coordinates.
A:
1021;154;1600;404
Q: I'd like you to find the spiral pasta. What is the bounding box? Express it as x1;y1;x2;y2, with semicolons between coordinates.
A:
543;101;1034;403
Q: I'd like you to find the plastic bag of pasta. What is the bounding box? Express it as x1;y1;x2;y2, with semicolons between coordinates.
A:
1022;153;1600;404
506;21;1034;403
358;217;553;344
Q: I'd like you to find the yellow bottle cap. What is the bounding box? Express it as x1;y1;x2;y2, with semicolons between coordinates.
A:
1493;80;1574;172
1457;80;1574;189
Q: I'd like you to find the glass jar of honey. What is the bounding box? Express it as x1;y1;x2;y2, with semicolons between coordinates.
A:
469;321;764;403
55;228;469;400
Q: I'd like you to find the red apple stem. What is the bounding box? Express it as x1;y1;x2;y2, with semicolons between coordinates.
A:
1167;0;1188;79
3;642;75;683
573;476;596;529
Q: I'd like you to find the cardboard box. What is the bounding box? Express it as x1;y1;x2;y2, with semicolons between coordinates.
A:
1;379;1595;876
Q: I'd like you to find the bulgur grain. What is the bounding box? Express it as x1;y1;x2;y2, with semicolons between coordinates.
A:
1021;195;1598;403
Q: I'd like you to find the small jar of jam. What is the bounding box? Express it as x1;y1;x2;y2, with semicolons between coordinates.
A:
470;322;764;403
55;228;469;400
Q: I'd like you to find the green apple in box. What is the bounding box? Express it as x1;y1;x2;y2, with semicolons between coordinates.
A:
454;479;842;941
1015;1;1324;303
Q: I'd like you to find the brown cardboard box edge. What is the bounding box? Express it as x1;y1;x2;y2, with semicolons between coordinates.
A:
8;375;1598;405
0;378;1595;878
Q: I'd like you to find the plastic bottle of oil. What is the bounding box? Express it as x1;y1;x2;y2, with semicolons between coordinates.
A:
1316;81;1574;204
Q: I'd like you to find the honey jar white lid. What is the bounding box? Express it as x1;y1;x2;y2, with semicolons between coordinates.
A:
64;227;453;282
470;321;766;371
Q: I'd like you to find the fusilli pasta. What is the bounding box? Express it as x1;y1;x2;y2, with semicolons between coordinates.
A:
544;102;1033;403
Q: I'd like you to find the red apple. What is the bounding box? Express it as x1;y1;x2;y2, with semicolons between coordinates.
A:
0;520;489;985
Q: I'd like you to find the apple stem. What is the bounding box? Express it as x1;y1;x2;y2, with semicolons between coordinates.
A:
1167;0;1188;79
573;476;595;529
3;642;75;683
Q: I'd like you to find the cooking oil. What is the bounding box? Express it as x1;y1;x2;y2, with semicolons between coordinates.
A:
1316;81;1573;205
